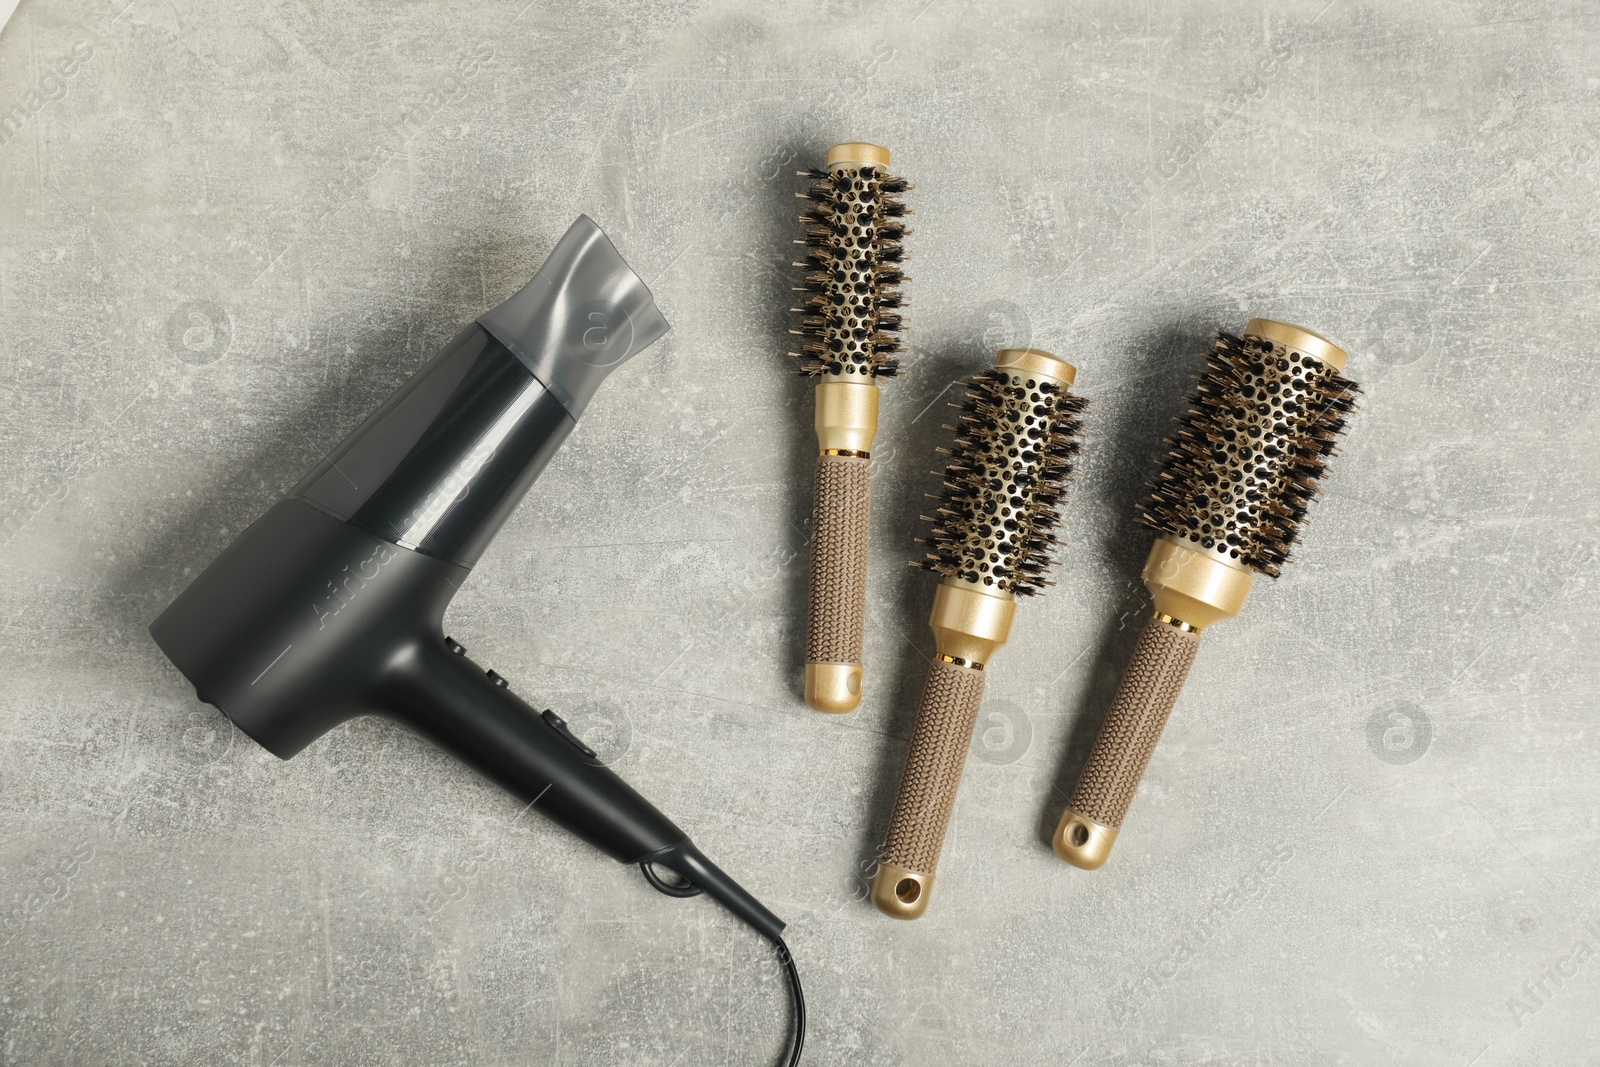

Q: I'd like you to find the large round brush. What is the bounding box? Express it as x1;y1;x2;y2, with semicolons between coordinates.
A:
871;349;1087;919
1053;319;1359;870
792;142;910;713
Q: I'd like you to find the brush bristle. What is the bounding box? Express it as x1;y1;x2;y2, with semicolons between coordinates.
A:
1139;330;1360;578
914;369;1087;595
788;161;911;378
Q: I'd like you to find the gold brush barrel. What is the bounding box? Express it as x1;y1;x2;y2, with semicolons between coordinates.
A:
795;143;908;713
1054;320;1357;870
872;349;1084;918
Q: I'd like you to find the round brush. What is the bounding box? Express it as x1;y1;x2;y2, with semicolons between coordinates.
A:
1053;319;1359;870
791;142;911;713
871;349;1087;919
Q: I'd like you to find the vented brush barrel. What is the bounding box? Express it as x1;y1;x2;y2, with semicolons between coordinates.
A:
872;349;1084;919
1054;320;1357;870
795;142;909;713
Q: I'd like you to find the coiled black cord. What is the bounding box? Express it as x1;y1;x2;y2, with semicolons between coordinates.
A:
641;862;805;1065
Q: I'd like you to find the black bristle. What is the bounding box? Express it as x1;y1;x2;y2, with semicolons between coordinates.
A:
787;157;911;379
912;369;1087;595
1138;331;1360;577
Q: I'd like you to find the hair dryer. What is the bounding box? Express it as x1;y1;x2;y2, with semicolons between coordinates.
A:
149;216;787;948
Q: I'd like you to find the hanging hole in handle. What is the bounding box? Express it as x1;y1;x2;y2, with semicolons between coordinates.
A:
1069;822;1090;847
641;861;703;898
894;877;921;904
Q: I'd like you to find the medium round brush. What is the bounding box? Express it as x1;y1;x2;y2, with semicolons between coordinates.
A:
792;142;910;713
1053;319;1359;870
871;349;1086;919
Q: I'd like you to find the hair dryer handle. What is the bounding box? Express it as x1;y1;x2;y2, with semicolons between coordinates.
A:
386;641;786;940
381;637;684;864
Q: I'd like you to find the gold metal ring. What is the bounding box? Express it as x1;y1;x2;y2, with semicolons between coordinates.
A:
995;348;1077;387
820;448;871;458
1244;318;1348;373
1154;612;1200;633
934;653;985;670
827;143;890;168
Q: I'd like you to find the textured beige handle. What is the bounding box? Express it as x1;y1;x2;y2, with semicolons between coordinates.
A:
1054;614;1201;868
870;657;987;918
804;453;871;712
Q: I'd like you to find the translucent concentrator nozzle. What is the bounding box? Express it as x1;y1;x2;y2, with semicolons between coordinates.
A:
478;215;671;420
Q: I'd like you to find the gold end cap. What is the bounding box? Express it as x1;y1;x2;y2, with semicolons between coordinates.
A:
870;863;932;919
1052;810;1117;870
826;142;891;168
996;348;1076;387
805;662;862;713
1244;318;1348;373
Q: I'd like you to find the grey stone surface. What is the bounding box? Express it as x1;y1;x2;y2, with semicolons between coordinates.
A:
2;0;1597;1063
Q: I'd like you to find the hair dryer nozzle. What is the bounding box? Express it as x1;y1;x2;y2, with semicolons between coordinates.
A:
479;214;670;419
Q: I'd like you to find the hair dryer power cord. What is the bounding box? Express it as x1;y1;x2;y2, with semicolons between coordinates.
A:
641;862;805;1066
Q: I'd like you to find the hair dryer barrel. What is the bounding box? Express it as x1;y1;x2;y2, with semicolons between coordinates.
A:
293;324;575;566
291;214;669;567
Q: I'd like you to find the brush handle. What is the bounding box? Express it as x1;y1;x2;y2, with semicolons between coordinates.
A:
804;453;872;712
1054;614;1201;869
870;656;986;918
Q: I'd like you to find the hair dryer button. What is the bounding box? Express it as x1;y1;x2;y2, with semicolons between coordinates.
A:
486;670;508;688
445;636;466;655
541;709;598;759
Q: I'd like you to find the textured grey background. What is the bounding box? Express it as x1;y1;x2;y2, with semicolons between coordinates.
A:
2;0;1597;1064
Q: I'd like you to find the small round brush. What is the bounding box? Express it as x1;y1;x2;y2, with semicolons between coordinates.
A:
792;143;911;713
871;349;1087;919
1053;319;1359;870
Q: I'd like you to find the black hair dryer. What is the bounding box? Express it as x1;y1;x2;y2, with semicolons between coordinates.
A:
151;217;783;942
